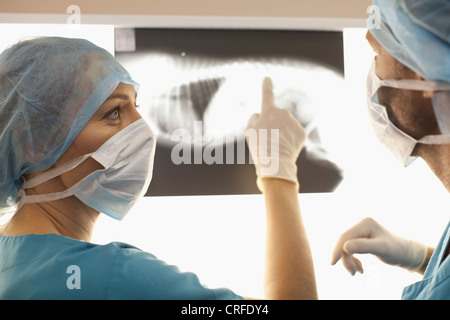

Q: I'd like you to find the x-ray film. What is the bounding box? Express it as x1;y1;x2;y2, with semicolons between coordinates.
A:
116;29;345;195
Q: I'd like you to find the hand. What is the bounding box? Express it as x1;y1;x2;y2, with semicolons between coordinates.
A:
246;77;306;192
331;217;428;275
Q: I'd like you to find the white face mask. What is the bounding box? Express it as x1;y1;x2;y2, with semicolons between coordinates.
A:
17;118;156;220
366;60;450;166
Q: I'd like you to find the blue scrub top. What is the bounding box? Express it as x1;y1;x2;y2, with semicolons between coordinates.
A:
402;221;450;300
0;233;243;300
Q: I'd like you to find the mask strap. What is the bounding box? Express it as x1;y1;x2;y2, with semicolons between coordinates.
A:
22;153;93;190
369;60;450;92
18;188;75;205
16;153;94;210
418;134;450;144
379;78;450;92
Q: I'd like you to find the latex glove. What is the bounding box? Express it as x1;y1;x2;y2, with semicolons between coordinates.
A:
246;77;306;192
331;217;428;275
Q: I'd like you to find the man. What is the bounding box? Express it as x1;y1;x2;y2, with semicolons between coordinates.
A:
331;0;450;299
246;0;448;300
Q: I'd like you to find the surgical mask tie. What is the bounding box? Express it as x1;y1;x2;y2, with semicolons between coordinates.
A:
17;118;156;220
366;60;450;166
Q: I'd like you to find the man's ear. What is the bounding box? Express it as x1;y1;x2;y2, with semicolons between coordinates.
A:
423;90;435;99
416;74;435;99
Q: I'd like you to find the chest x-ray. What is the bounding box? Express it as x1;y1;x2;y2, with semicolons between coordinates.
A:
116;29;345;195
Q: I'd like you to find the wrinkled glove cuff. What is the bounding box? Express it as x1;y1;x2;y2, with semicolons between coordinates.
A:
404;240;428;272
255;159;299;193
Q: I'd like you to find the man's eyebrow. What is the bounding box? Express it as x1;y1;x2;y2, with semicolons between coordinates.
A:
106;92;137;101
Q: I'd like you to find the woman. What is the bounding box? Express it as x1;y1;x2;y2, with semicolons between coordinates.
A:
0;37;317;299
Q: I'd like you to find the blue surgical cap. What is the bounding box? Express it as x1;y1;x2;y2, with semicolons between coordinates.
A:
370;0;450;82
0;37;139;211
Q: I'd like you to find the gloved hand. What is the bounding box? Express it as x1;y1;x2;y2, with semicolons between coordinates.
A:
246;77;306;192
331;217;428;275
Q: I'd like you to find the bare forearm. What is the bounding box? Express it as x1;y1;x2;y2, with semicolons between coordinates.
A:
261;178;318;300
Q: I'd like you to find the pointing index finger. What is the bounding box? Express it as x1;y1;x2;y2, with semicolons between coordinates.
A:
261;77;275;113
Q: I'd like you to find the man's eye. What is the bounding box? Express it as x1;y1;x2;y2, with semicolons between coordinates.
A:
105;106;120;120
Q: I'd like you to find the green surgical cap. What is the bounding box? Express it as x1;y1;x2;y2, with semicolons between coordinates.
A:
0;37;139;211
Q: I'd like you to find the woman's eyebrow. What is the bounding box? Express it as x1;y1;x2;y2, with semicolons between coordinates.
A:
106;92;137;101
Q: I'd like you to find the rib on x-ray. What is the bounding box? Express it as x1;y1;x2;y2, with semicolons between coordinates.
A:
116;29;344;195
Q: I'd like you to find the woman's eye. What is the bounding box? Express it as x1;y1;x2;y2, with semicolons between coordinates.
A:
105;106;120;120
